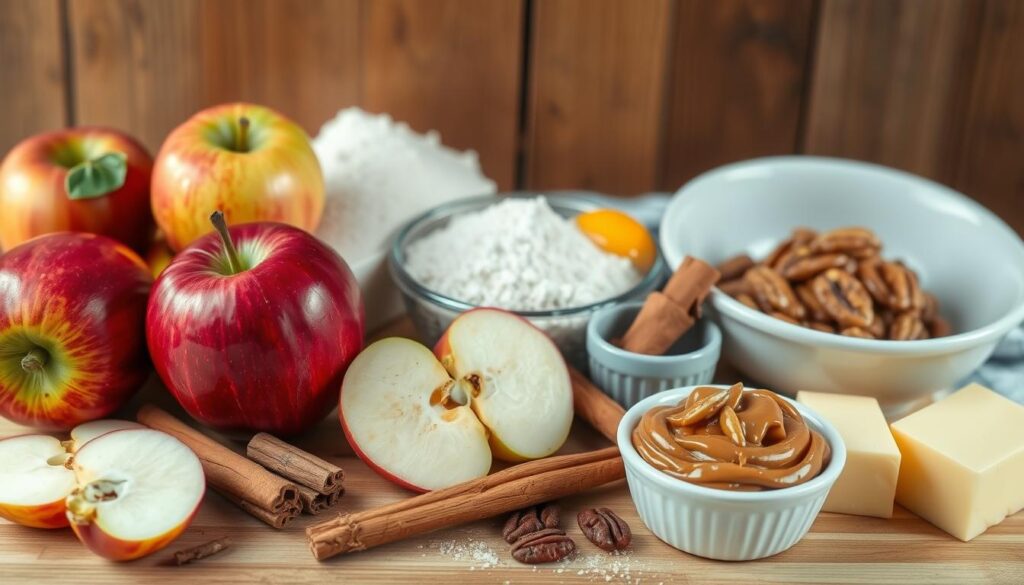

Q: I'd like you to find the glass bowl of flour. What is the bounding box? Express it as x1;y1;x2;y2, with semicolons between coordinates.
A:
390;194;666;368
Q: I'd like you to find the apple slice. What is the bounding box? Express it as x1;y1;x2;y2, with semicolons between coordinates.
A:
66;428;204;561
435;309;573;462
340;309;573;492
67;419;145;452
340;338;492;491
0;435;76;528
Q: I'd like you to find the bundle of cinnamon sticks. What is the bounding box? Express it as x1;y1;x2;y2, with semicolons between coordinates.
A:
137;405;345;528
306;369;627;561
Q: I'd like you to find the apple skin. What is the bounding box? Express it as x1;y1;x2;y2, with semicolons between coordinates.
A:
339;405;430;494
152;103;325;252
69;507;199;562
147;221;364;435
0;497;68;529
0;128;155;253
0;233;152;430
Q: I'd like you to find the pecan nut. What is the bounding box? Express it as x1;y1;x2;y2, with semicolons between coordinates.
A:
510;528;576;564
502;504;560;543
856;258;892;306
810;227;881;258
764;228;817;268
889;312;927;341
746;266;805;320
881;261;925;311
716;254;755;282
577;508;631;552
811;268;874;329
840;326;875;339
780;252;851;281
930;316;952;338
795;282;828;322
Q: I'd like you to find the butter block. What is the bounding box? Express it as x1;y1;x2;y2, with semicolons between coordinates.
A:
890;383;1024;541
797;391;900;518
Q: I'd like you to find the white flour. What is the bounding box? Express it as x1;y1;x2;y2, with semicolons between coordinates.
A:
312;108;497;263
405;197;641;311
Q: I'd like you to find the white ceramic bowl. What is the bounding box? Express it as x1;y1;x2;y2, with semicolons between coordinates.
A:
617;385;846;561
660;156;1024;417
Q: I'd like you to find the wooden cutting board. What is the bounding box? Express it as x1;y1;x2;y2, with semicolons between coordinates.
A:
2;319;1022;584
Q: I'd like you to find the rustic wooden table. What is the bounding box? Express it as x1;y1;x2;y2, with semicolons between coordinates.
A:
2;319;1022;584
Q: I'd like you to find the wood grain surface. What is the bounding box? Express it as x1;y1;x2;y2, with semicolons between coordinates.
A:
363;0;524;190
2;318;1021;584
524;0;673;194
661;0;815;189
0;0;67;154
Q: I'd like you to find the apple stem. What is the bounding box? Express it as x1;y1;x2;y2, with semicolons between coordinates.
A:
235;117;250;152
209;211;244;275
20;348;48;373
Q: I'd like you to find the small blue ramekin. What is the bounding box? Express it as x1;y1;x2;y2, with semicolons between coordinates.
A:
587;301;721;408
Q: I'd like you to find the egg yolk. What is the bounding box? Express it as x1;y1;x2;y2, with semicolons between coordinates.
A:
576;209;656;271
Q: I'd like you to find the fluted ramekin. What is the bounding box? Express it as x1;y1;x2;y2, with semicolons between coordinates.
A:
617;385;846;561
587;302;720;408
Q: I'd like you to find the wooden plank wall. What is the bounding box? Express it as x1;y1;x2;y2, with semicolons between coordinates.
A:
0;0;1021;232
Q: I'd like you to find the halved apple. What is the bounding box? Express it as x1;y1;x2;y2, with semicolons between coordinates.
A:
0;419;143;529
0;435;76;528
66;428;205;561
340;308;573;491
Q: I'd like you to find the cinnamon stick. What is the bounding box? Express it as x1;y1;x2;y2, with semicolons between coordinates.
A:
247;432;345;495
136;405;301;521
570;366;626;443
226;494;301;529
298;484;342;515
621;256;720;355
171;537;232;565
307;447;624;561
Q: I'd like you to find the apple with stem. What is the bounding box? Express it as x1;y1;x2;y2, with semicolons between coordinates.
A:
152;103;324;251
0;233;152;429
340;309;573;492
147;212;364;435
0;128;154;253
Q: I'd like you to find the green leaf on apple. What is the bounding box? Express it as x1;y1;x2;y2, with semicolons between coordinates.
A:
65;152;128;200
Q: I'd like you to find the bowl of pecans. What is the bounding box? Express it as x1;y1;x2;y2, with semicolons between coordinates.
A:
660;156;1024;417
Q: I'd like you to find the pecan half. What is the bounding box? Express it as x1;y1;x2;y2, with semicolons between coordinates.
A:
890;312;927;341
720;278;754;297
795;282;828;322
840;326;875;339
810;227;881;258
930;316;952;338
881;261;925;311
577;508;631;552
780;252;851;281
866;315;887;339
921;292;939;323
503;504;560;544
856;258;892;306
735;293;760;311
510;528;576;564
764;228;816;268
811;269;874;329
768;311;801;325
746;266;805;320
717;254;755;282
807;321;835;333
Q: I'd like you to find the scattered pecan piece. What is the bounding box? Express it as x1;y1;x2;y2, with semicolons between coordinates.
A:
890;312;927;341
746;266;805;320
510;528;576;564
577;508;631;552
812;269;874;329
502;503;561;544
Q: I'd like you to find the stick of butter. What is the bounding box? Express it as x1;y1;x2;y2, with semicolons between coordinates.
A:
890;383;1024;541
796;391;900;518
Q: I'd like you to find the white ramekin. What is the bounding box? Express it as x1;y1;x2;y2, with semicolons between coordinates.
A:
617;385;847;561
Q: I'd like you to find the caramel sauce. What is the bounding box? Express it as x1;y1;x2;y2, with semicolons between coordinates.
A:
631;384;830;491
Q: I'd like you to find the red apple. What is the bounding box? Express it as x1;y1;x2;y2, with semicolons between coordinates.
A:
152;103;325;252
147;212;364;435
0;128;154;253
0;233;152;429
